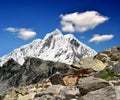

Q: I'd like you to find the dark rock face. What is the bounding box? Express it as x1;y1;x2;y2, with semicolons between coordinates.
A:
0;57;69;93
0;58;21;92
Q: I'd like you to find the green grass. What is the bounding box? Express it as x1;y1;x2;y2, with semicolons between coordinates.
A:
101;71;118;80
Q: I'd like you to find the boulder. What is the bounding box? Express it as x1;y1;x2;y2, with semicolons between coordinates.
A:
107;60;116;66
95;53;108;62
111;47;119;54
49;72;65;85
72;58;96;69
111;54;120;61
112;60;120;74
116;46;120;51
81;86;120;100
94;70;108;78
92;60;107;71
77;77;110;95
63;75;79;86
72;58;107;71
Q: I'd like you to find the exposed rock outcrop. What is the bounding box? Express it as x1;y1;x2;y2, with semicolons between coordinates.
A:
0;57;69;93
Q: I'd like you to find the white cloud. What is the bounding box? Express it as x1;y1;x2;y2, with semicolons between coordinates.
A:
5;27;36;40
5;27;18;32
18;28;36;40
89;34;114;43
60;11;109;32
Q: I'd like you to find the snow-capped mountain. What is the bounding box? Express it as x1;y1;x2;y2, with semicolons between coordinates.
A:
0;29;97;66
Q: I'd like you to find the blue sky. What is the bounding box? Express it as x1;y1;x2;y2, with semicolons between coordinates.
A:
0;0;120;57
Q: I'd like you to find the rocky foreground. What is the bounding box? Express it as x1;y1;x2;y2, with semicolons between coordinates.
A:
0;46;120;100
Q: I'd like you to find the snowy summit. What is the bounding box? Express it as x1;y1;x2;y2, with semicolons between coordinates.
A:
0;29;97;66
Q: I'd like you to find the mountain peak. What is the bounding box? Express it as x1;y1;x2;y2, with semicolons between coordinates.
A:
46;29;62;37
43;29;63;42
54;29;62;34
0;29;97;66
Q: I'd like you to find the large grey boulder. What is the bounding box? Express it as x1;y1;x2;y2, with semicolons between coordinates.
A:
81;86;120;100
77;77;110;95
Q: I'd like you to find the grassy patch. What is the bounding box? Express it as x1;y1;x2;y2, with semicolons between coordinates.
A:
101;71;118;80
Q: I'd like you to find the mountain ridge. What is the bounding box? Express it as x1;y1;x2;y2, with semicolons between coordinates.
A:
0;29;97;66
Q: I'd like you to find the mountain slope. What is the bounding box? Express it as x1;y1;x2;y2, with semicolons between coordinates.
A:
0;57;69;92
0;29;97;66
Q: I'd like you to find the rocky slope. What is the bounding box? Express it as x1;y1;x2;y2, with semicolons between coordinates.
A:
0;57;69;93
0;29;96;66
0;46;120;100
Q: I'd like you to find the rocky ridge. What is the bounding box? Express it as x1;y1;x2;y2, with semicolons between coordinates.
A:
0;57;69;93
0;46;120;100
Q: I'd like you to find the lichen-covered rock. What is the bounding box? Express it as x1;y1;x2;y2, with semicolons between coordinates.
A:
72;58;96;69
72;58;107;71
92;60;107;71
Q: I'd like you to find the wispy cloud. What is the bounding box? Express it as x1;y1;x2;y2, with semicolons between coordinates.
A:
5;27;36;40
60;11;109;33
5;27;18;32
89;34;114;43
